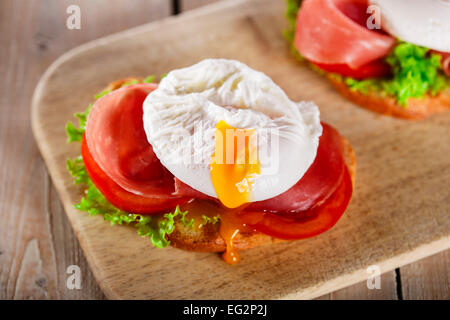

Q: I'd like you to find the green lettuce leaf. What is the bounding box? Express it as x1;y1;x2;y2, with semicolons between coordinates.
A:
382;42;447;105
345;43;448;106
143;75;156;83
121;79;140;87
65;104;92;142
283;0;303;61
344;77;383;96
67;156;89;185
94;90;110;100
283;0;300;43
202;214;220;225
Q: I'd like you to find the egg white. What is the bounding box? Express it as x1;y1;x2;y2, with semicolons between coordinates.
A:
370;0;450;52
142;59;322;202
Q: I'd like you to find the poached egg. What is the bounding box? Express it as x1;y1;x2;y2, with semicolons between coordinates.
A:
142;59;322;208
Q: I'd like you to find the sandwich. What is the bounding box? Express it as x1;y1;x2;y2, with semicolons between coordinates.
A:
66;59;355;264
285;0;450;119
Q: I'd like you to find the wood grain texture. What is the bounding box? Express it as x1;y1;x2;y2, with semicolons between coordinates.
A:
0;0;170;300
181;0;223;11
30;0;450;299
401;250;449;299
316;272;398;300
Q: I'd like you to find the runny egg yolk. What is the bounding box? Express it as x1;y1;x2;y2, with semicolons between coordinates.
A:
210;120;261;209
210;120;261;264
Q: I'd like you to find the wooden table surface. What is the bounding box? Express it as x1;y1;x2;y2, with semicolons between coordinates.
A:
0;0;448;300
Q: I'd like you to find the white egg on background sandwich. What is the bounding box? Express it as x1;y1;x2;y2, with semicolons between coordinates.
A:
370;0;450;52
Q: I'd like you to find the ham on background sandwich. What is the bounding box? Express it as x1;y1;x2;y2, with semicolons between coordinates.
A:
285;0;450;119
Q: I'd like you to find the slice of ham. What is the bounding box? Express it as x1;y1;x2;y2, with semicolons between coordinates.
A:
86;83;181;197
174;178;214;201
434;51;450;76
294;0;395;69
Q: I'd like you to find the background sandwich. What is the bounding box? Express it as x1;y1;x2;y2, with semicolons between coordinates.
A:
285;0;450;119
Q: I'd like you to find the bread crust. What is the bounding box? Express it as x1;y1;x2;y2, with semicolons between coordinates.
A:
328;76;450;119
105;77;143;91
168;137;356;253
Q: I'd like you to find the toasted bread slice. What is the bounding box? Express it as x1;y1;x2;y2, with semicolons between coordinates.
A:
168;136;356;253
328;76;450;119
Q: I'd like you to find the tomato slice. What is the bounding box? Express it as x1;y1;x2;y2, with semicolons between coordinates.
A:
237;167;353;240
82;134;189;214
312;59;391;80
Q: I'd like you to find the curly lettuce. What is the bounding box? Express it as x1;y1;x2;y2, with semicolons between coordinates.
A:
202;214;220;225
68;154;192;248
345;43;448;106
382;43;447;104
65;104;91;143
64;76;210;249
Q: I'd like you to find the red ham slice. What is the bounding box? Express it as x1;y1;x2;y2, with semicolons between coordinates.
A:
436;51;450;76
294;0;395;69
86;83;180;197
174;178;214;200
244;123;345;213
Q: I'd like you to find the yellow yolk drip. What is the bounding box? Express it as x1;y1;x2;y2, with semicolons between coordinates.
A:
181;199;252;265
210;120;261;264
210;120;261;209
219;210;242;265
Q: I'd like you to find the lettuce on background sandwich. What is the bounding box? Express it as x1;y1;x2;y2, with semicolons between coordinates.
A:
285;0;450;119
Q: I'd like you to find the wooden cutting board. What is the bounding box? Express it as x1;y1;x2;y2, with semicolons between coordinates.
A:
31;0;450;299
